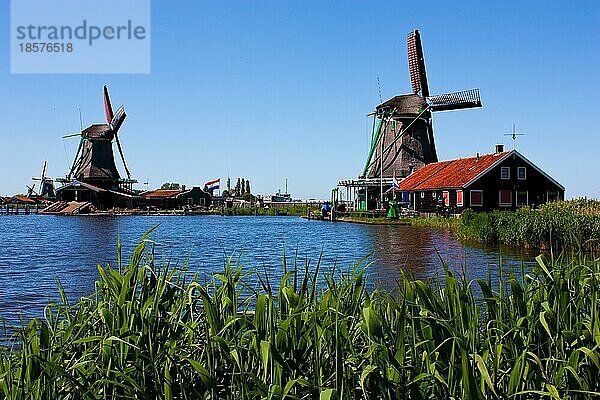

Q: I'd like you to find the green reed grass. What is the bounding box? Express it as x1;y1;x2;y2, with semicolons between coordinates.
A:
458;199;600;251
221;204;318;217
1;233;599;399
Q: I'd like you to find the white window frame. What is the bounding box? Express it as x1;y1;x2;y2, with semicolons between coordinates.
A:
501;166;510;180
470;190;483;207
442;191;450;206
432;192;437;199
499;190;513;207
516;190;528;207
456;190;463;206
420;192;425;199
517;167;526;180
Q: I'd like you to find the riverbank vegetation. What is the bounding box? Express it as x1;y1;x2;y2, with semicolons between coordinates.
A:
221;204;318;217
457;199;600;251
342;199;600;252
1;236;599;399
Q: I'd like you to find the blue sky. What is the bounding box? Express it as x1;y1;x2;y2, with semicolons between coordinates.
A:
0;1;598;199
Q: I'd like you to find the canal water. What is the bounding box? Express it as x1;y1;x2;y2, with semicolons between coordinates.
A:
0;215;535;328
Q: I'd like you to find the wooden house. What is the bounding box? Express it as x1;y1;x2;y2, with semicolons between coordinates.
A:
55;180;138;209
141;186;211;209
397;145;564;213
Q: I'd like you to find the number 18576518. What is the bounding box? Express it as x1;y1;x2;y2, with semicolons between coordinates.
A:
19;42;73;52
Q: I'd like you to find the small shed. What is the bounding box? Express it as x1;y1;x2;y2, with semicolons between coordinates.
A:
177;187;211;208
398;147;564;213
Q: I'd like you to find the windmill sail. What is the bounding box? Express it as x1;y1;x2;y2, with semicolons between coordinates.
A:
427;89;482;112
110;106;126;134
407;30;429;97
103;85;114;124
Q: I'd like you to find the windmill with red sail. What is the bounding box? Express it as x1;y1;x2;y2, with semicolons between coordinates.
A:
56;86;137;209
61;85;135;189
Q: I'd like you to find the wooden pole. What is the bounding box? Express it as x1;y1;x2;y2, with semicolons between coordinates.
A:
380;126;383;210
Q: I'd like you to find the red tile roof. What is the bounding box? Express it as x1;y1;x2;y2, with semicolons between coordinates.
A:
11;196;38;204
142;189;184;199
398;151;510;191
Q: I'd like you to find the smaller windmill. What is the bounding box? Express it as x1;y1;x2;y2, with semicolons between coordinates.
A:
29;160;55;198
26;184;37;198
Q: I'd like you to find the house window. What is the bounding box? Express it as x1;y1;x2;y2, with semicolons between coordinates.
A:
517;167;526;180
501;166;510;180
420;192;425;199
516;191;528;207
470;190;483;207
187;198;193;206
499;190;512;207
432;192;437;199
547;191;559;202
456;190;463;206
200;198;206;205
443;191;449;206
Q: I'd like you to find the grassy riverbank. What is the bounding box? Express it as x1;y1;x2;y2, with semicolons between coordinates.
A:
221;204;319;217
1;236;599;399
457;199;600;251
341;199;600;252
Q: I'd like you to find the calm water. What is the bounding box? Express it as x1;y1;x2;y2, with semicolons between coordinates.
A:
0;215;534;328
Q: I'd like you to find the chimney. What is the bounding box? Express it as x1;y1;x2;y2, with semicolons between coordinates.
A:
182;185;186;191
495;144;504;153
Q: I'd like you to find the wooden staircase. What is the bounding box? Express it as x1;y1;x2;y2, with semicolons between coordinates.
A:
41;201;94;215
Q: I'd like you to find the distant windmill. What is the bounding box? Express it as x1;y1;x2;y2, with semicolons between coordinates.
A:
62;85;133;189
31;160;55;198
504;124;525;149
26;184;37;198
363;29;482;179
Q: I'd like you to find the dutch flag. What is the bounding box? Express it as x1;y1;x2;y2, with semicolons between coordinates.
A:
205;178;220;192
393;171;400;191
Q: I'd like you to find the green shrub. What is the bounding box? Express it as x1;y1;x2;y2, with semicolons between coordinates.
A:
458;199;600;251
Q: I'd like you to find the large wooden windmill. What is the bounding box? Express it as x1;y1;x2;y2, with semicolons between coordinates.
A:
63;85;135;191
362;29;482;180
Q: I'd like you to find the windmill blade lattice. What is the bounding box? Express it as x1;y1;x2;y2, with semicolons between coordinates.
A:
407;30;429;97
427;89;482;112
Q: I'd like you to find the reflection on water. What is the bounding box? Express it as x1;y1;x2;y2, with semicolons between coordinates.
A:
0;215;535;327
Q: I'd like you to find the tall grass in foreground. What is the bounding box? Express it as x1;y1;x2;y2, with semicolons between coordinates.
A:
1;237;599;399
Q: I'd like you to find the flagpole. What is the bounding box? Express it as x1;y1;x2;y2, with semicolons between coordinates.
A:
380;129;383;209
